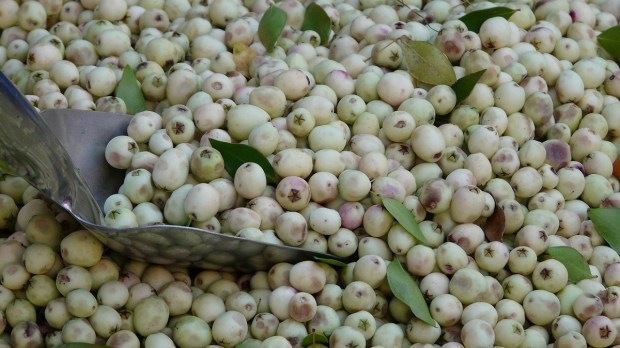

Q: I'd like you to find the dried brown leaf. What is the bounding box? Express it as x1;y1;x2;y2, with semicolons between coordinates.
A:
484;204;505;242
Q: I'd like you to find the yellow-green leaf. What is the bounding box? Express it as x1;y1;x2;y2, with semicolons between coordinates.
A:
115;65;145;115
258;6;287;52
387;260;437;327
301;332;329;347
589;208;620;254
0;159;17;176
382;197;428;245
209;139;277;184
301;3;332;46
399;39;456;86
546;246;595;283
452;69;486;105
314;256;347;267
459;7;518;33
598;25;620;58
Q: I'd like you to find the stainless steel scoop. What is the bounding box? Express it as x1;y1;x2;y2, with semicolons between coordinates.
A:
0;72;348;272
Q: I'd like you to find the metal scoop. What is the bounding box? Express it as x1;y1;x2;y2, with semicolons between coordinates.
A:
0;72;347;272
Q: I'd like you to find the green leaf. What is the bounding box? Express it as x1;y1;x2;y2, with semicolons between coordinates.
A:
452;69;486;105
589;208;620;254
387;260;437;327
301;3;332;46
546;246;595;283
114;65;145;115
314;256;347;267
0;159;17;176
382;198;428;245
56;344;109;348
597;25;620;58
458;6;518;33
209;139;277;184
399;38;456;86
258;6;287;52
301;332;329;347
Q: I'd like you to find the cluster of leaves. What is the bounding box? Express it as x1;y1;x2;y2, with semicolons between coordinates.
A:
259;3;332;53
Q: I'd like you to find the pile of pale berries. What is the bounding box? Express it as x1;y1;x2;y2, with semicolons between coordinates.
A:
2;0;620;346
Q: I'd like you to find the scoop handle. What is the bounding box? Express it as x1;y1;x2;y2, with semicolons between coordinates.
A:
0;72;102;224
